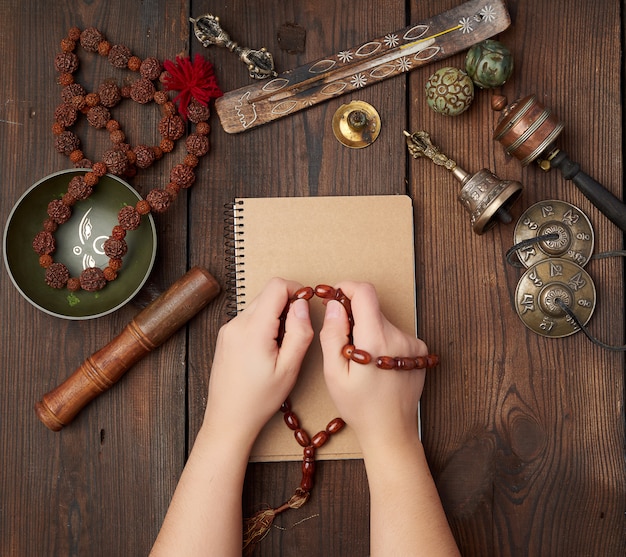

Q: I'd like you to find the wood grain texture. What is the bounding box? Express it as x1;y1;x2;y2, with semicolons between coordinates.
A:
0;0;624;556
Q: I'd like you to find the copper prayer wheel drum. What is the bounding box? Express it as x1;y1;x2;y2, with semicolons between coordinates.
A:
494;95;565;166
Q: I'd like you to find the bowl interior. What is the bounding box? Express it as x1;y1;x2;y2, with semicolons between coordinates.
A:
3;169;157;319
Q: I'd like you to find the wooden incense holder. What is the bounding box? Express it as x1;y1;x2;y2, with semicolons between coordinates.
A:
35;266;221;431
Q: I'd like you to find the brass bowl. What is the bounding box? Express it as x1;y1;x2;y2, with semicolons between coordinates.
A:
3;169;157;319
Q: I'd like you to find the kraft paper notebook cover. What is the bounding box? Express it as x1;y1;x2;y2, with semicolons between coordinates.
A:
230;195;417;462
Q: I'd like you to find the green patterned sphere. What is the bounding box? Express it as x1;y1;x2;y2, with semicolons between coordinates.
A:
425;67;475;116
465;39;514;89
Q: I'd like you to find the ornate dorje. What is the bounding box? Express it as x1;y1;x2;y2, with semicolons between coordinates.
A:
190;14;277;80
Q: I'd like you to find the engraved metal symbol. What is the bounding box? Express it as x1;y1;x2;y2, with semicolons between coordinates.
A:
515;258;596;338
513;200;594;268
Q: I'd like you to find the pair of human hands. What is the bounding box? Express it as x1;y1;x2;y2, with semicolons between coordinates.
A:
204;277;429;453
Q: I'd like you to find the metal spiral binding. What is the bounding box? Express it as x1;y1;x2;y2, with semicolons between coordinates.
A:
223;200;246;317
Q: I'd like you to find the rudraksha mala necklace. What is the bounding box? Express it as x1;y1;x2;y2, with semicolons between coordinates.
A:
243;284;439;553
32;26;223;292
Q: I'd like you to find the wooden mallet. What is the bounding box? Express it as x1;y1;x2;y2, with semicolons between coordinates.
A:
35;266;220;431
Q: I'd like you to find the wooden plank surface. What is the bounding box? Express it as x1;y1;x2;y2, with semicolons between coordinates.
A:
0;0;624;556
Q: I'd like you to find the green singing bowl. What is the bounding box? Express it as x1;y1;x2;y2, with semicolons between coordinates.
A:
3;169;157;319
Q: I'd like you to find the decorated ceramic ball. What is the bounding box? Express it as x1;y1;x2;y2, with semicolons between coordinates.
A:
465;39;514;89
425;67;475;116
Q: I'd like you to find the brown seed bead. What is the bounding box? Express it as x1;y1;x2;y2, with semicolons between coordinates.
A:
80;27;105;52
69;149;84;164
170;164;195;188
47;199;72;224
54;103;78;127
160;138;174;153
376;356;396;370
110;129;126;144
61;37;76;52
86;105;110;129
283;411;299;430
68;27;81;41
103;267;117;281
45;263;70;289
54;52;78;74
108;44;132;68
152;146;164;160
111;225;126;240
83;172;99;187
294;428;310;447
58;73;74;86
33;231;56;255
79;267;107;292
54;131;80;155
314;284;336;299
341;344;355;359
67;277;81;291
102;147;129;176
166;182;181;198
39;254;53;268
311;431;329;448
98;81;121;108
186;133;210;157
159;115;185;140
183;154;199;168
92;162;107;177
153;90;168;105
52;121;65;135
106;119;120;132
130;78;156;104
97;40;112;57
186;98;211;123
61;192;77;206
84;92;100;107
103;237;128;258
140;57;162;81
135;200;151;215
350;348;372;365
127;55;142;72
163;101;177;116
133;144;156;169
42;218;58;233
146;189;171;213
118;205;142;230
326;417;345;435
68;175;92;200
195;121;210;135
70;95;86;110
108;258;123;271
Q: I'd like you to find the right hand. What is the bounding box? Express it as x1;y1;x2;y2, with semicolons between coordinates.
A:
319;281;429;451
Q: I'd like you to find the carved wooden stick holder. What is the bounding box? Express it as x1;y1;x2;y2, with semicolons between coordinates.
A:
35;266;221;431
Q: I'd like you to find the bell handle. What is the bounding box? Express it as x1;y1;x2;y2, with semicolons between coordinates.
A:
549;150;626;233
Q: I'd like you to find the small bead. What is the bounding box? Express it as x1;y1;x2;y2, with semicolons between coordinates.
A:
92;162;107;177
67;277;81;291
110;129;126;144
84;93;100;107
103;267;118;281
58;73;74;86
97;40;112;57
415;356;426;369
395;357;416;370
153;90;169;105
67;27;81;41
294;286;314;300
311;430;329;448
52;122;65;135
341;344;355;359
160;138;174;153
83;172;99;187
39;254;53;268
376;356;396;370
61;192;77;207
106;119;121;132
350;349;372;365
127;55;142;72
108;258;123;271
183;154;199;168
61;38;76;52
294;428;310;447
326;418;345;435
135;200;151;215
111;225;126;240
314;284;335;299
195;121;210;135
303;445;315;459
425;354;439;368
280;399;291;412
69;149;84;164
283;411;299;431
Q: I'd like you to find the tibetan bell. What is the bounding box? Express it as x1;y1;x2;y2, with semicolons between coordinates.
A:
465;39;514;89
494;95;626;233
405;130;522;234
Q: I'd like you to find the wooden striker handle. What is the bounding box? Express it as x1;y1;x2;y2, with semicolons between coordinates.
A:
35;266;221;431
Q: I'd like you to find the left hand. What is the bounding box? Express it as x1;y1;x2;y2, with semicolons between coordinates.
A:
203;277;314;446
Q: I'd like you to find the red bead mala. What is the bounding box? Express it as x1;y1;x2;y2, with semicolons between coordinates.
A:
242;284;439;554
33;26;222;292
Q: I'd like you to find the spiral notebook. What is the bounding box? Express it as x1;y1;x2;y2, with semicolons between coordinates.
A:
229;195;417;462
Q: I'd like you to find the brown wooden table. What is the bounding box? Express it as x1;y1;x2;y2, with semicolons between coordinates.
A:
1;1;624;555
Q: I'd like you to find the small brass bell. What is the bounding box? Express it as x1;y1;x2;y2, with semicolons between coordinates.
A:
494;95;626;233
405;130;522;234
332;101;381;148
